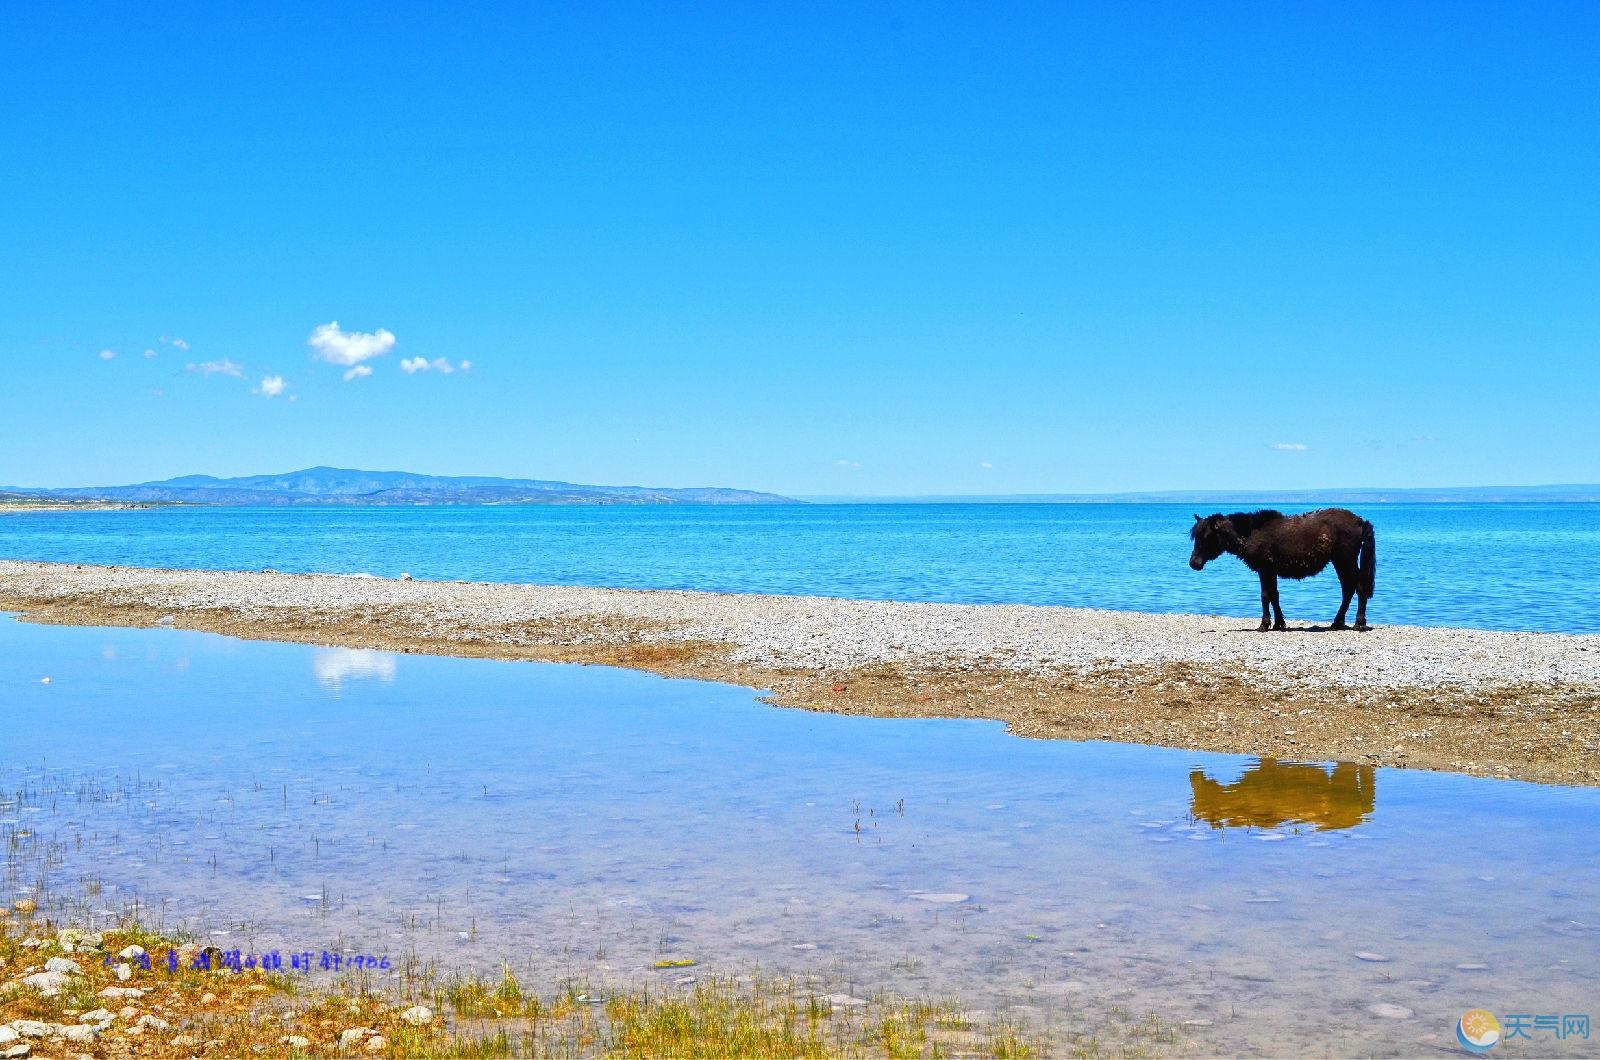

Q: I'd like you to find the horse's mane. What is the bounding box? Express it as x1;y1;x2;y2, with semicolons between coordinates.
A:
1223;510;1284;538
1191;509;1285;542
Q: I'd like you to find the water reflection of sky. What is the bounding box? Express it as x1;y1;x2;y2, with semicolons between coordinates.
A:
3;615;1598;1056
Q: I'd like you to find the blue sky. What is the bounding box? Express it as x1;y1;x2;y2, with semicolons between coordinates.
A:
2;2;1595;496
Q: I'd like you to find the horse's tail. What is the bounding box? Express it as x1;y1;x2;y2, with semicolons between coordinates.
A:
1357;520;1376;597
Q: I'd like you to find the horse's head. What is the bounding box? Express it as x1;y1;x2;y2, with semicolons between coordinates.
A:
1189;513;1232;570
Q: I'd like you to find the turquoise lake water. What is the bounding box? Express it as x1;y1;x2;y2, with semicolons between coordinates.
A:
3;502;1599;632
3;617;1597;1055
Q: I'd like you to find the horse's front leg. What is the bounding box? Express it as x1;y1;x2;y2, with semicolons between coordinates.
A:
1269;575;1287;631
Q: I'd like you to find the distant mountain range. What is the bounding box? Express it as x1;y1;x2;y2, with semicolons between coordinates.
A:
8;470;1597;508
2;467;799;506
803;484;1600;504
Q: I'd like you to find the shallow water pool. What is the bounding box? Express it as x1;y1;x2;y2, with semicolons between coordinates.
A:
2;615;1596;1056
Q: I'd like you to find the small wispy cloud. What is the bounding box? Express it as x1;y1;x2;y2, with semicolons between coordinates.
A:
143;348;157;359
309;321;395;368
254;375;287;398
1269;442;1309;452
98;349;116;361
312;647;396;689
834;458;862;469
343;364;373;382
163;336;191;351
186;359;244;378
399;356;458;374
979;460;994;469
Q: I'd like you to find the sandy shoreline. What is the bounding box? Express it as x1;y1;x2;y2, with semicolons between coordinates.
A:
2;559;1597;786
0;501;159;513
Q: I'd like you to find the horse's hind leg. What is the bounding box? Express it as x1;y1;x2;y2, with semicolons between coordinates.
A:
1354;587;1371;632
1330;561;1356;631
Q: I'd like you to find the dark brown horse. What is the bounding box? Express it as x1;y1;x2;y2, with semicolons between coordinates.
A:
1189;508;1375;631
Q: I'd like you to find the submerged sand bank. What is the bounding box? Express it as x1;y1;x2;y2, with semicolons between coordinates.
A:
2;560;1596;786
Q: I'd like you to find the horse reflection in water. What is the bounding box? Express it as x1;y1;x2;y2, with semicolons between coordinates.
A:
1189;759;1376;832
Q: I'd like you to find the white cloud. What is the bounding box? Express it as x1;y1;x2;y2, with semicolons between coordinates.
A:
312;647;396;689
309;321;395;367
167;337;190;351
255;375;287;397
834;458;862;469
1270;442;1309;452
343;364;373;382
186;359;244;377
98;349;116;361
143;348;157;359
979;460;994;469
400;356;457;374
459;359;472;373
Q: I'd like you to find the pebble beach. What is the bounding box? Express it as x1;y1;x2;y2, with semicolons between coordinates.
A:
3;560;1597;786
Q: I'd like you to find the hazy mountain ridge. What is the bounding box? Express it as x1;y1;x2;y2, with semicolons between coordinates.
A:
6;467;799;506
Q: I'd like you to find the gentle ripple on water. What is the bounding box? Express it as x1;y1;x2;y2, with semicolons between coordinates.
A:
3;618;1598;1056
2;502;1599;632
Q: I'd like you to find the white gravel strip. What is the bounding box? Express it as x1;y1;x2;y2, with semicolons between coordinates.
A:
3;560;1597;692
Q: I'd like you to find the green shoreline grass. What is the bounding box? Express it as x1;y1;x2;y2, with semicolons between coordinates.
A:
4;902;1145;1058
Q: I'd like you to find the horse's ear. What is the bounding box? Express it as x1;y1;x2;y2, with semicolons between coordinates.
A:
1193;513;1202;522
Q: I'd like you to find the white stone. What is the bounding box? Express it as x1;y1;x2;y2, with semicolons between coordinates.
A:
78;1010;115;1025
399;1006;433;1026
1368;1003;1414;1019
21;971;69;995
340;1027;378;1049
118;946;146;961
822;994;867;1007
98;987;146;999
44;956;84;976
